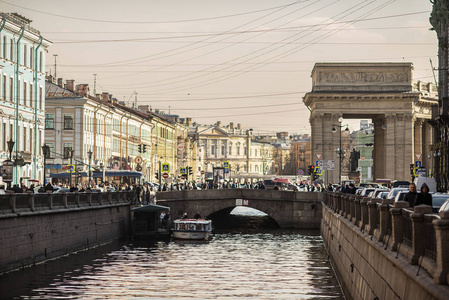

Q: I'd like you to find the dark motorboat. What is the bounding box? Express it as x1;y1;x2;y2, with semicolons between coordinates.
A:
131;204;171;239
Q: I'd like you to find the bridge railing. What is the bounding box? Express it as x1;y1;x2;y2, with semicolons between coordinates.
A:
323;191;449;285
0;191;133;214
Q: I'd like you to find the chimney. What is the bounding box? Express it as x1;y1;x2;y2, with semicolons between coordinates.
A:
193;122;197;127
237;123;241;130
113;98;118;105
101;92;109;102
96;94;100;99
186;117;192;127
216;121;221;127
138;105;149;112
230;122;234;130
66;79;75;91
57;78;63;87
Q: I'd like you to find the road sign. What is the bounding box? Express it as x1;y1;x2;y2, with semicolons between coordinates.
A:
223;161;229;168
224;168;229;173
320;160;335;170
361;156;366;161
177;144;185;150
179;167;186;174
298;169;304;175
415;161;422;168
316;153;322;160
135;164;142;172
201;170;205;175
65;164;75;173
135;156;143;164
416;153;422;161
162;172;169;179
180;175;186;180
316;160;320;166
162;163;170;172
314;167;323;175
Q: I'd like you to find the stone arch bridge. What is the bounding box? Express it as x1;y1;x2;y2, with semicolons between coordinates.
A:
155;189;323;228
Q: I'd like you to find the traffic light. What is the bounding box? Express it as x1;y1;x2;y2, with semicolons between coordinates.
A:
307;165;313;175
138;144;142;153
188;166;193;175
155;171;159;180
142;144;147;153
410;163;415;178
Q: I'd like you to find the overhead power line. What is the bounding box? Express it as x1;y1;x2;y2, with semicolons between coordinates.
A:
0;0;306;24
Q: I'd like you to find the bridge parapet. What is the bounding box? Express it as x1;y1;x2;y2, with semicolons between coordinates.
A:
0;191;134;215
323;191;449;295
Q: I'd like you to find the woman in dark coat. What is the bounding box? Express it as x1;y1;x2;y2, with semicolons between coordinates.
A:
415;183;432;207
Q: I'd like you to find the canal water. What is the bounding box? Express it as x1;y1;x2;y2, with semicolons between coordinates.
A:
0;229;343;299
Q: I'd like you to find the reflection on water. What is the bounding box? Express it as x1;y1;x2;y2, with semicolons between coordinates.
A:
0;231;343;300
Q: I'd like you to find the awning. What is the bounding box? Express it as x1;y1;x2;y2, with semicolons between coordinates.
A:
132;204;170;212
49;171;142;178
272;178;291;184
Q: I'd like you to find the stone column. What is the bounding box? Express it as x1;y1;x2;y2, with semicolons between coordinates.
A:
433;211;449;284
414;118;424;163
403;114;415;181
373;118;385;180
378;201;391;242
384;114;396;180
410;205;433;265
390;201;409;251
360;198;369;231
367;200;378;235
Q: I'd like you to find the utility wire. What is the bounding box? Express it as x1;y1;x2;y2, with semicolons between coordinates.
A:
0;0;307;24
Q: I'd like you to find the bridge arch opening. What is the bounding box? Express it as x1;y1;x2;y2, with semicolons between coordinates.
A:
208;206;280;230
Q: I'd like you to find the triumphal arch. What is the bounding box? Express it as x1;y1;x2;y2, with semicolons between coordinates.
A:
303;63;438;183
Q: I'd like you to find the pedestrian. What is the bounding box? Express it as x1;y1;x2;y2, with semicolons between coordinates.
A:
403;183;418;208
416;183;432;207
348;183;356;194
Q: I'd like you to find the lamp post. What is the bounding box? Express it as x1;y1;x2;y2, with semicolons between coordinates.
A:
5;139;15;189
87;149;93;187
69;149;74;187
41;144;50;186
7;139;14;160
332;117;349;184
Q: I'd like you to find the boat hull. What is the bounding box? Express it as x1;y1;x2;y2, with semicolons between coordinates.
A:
172;230;211;240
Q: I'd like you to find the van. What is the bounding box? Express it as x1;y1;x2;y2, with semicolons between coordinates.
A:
413;177;437;193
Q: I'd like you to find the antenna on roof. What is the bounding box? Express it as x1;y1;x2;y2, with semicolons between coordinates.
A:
53;54;58;78
430;58;437;85
93;74;97;96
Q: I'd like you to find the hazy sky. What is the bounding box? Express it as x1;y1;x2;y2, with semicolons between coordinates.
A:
1;0;436;134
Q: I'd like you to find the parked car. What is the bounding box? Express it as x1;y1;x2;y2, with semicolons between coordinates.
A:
394;191;408;202
54;188;70;194
392;180;410;188
370;188;390;198
386;188;409;200
438;198;449;213
360;188;376;197
376;191;389;199
414;177;437;193
432;194;449;213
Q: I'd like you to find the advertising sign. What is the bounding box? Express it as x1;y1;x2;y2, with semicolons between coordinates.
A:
2;160;13;182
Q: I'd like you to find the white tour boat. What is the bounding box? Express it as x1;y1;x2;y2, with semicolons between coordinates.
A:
172;219;213;240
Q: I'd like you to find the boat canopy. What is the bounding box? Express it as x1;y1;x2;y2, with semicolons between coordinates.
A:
132;204;170;212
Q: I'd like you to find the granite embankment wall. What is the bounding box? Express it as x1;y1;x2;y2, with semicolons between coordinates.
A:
0;191;133;274
322;192;449;300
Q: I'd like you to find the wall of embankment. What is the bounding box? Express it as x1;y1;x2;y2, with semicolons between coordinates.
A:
321;192;449;300
0;191;132;274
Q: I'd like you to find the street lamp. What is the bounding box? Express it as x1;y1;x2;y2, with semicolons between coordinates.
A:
41;144;50;186
7;139;14;160
87;149;93;187
69;149;74;187
332;117;349;184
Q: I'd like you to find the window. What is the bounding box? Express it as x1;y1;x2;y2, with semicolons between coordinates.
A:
64;114;73;129
45;114;54;129
29;83;33;107
9;77;13;102
23;45;27;67
30;47;33;70
211;145;215;156
39;86;42;110
2;36;5;60
2;75;5;100
23;82;27;105
63;143;73;158
39;51;42;73
47;143;55;158
228;146;232;155
221;145;225;156
10;38;13;62
237;146;240;156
